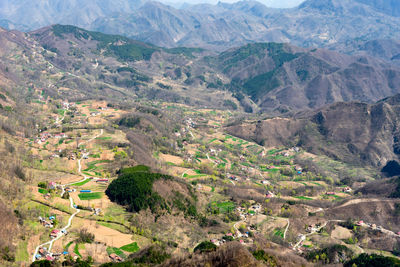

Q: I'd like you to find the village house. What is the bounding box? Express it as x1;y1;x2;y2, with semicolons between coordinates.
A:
211;239;221;246
68;153;76;160
39;217;53;228
50;229;60;238
49;154;60;160
38;247;46;256
306;224;318;233
325;192;335;196
94;208;101;216
229;175;239;181
250;204;261;213
266;191;275;198
48;182;57;190
295;166;303;172
292;147;300;153
109;253;123;262
54;133;67;139
342;187;352;193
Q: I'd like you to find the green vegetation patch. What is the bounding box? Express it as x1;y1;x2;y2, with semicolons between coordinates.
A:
64;241;73;251
208;138;218;144
217;163;226;168
83;160;111;172
120;242;139;253
210;201;235;213
96;136;112;140
74;244;82;258
38;188;48;194
57;109;65;116
293;196;313;200
183;174;207;179
274;229;284;238
15;241;29;262
97;222;130;234
71;179;91;187
78;192;103;200
119;165;150;174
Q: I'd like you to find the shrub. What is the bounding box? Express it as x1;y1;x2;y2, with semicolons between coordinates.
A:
38;181;48;189
223;100;238;110
118;116;140;128
222;235;234;241
194;241;217;253
252;250;278;266
307;244;353;264
76;229;95;244
344;253;400;267
1;246;15;262
14;166;26;181
30;260;52;267
130;245;170;264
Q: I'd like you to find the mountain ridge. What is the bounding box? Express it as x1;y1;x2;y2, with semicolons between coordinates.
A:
1;0;400;52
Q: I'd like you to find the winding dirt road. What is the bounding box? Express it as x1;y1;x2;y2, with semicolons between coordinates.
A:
32;129;103;262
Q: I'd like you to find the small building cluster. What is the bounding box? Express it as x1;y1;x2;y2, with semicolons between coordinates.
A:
38;216;55;228
35;247;61;262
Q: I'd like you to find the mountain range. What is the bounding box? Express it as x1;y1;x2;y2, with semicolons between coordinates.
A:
1;0;400;52
2;24;400;115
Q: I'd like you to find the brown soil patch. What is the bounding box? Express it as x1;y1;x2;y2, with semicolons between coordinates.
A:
73;218;133;248
331;226;352;240
88;116;106;125
278;181;305;189
196;185;212;192
81;243;109;263
153;179;190;199
27;234;40;261
159;153;183;165
259;217;288;234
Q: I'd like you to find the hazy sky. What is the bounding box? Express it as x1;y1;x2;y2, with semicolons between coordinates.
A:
161;0;305;8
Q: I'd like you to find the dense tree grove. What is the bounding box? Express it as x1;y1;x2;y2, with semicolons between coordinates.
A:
105;166;172;212
344;253;400;267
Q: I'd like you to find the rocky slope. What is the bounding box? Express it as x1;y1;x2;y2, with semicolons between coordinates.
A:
227;94;400;170
211;42;400;112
